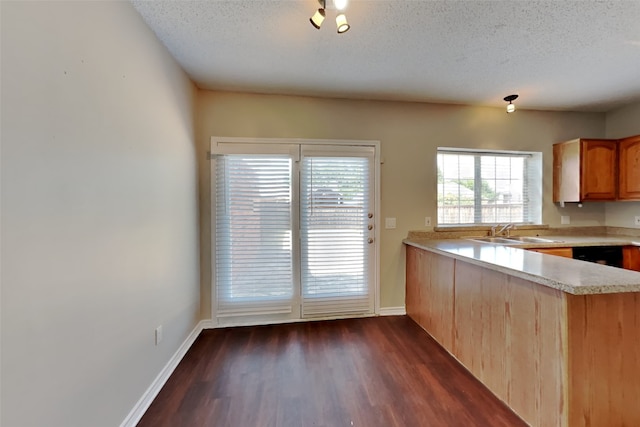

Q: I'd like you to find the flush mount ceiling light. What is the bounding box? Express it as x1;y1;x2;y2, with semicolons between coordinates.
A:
504;94;519;113
310;0;350;34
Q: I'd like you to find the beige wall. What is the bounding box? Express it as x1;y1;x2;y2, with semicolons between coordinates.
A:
604;101;640;228
1;2;200;426
197;91;606;311
605;101;640;138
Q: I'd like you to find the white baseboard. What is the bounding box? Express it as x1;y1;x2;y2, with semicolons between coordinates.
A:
378;306;406;316
120;320;206;427
200;319;216;329
120;309;406;426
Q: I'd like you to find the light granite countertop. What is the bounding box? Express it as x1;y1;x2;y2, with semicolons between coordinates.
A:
403;235;640;295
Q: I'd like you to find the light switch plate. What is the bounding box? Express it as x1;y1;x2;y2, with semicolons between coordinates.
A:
385;217;396;229
561;215;570;225
635;216;640;226
425;217;432;226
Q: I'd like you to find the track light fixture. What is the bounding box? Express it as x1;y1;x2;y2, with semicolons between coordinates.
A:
336;14;350;33
309;1;326;29
504;94;518;113
310;0;350;34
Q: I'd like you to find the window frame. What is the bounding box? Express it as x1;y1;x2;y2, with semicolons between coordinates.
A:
209;136;381;326
436;147;542;226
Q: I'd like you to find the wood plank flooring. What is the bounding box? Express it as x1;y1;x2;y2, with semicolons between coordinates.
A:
138;316;526;427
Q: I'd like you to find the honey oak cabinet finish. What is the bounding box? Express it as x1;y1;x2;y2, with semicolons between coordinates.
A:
623;246;640;272
405;247;455;350
553;139;617;202
566;292;640;427
528;247;573;258
405;245;423;325
619;135;640;200
453;262;567;427
406;246;640;427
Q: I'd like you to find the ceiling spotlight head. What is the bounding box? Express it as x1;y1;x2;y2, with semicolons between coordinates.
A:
336;14;350;33
310;8;326;29
504;94;519;113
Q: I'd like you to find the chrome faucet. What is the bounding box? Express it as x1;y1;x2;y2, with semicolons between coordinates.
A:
490;223;515;237
497;223;515;237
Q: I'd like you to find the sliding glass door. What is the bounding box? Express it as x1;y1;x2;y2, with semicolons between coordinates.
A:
215;153;296;319
300;146;375;319
212;140;376;325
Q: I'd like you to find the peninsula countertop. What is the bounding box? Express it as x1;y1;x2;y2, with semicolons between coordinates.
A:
403;235;640;295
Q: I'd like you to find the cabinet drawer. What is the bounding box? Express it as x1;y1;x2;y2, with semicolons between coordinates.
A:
528;247;573;258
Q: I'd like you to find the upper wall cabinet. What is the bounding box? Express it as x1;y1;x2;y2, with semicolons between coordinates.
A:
553;135;640;203
619;135;640;200
553;138;617;203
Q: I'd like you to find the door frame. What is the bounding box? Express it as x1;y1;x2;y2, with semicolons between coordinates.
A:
209;136;381;327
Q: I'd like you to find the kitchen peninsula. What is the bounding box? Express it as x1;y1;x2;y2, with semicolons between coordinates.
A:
404;229;640;427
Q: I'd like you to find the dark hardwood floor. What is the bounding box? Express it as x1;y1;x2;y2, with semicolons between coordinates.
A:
138;316;526;427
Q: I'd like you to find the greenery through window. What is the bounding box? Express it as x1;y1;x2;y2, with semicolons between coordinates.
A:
437;148;542;225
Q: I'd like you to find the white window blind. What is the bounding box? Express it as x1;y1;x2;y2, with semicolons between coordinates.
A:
300;153;374;318
215;154;294;317
437;148;542;225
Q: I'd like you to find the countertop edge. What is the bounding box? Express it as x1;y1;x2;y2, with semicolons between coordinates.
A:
404;237;640;295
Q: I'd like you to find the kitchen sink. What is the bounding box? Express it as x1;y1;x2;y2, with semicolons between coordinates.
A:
468;236;563;244
504;236;560;243
469;237;519;244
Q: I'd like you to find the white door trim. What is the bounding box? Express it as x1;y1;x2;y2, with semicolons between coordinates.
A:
209;136;381;324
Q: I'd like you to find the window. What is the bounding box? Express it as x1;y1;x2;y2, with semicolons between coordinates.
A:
437;148;542;225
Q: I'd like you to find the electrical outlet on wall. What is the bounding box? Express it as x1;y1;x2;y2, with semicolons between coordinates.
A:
425;217;432;226
561;215;570;225
635;216;640;227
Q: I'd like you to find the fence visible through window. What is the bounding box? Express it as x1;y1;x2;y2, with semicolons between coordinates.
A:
436;148;542;225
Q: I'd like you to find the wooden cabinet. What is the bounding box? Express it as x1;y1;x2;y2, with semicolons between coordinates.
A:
553;138;617;202
528;247;573;258
581;139;618;200
453;262;567;427
618;135;640;200
405;246;455;350
406;248;640;427
623;246;640;272
405;245;423;323
554;135;640;202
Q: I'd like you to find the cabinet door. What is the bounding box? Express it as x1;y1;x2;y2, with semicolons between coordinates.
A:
580;139;617;200
528;247;573;258
618;135;640;200
622;246;640;272
553;141;581;203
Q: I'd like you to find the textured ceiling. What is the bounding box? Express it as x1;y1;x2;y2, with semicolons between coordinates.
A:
131;0;640;112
